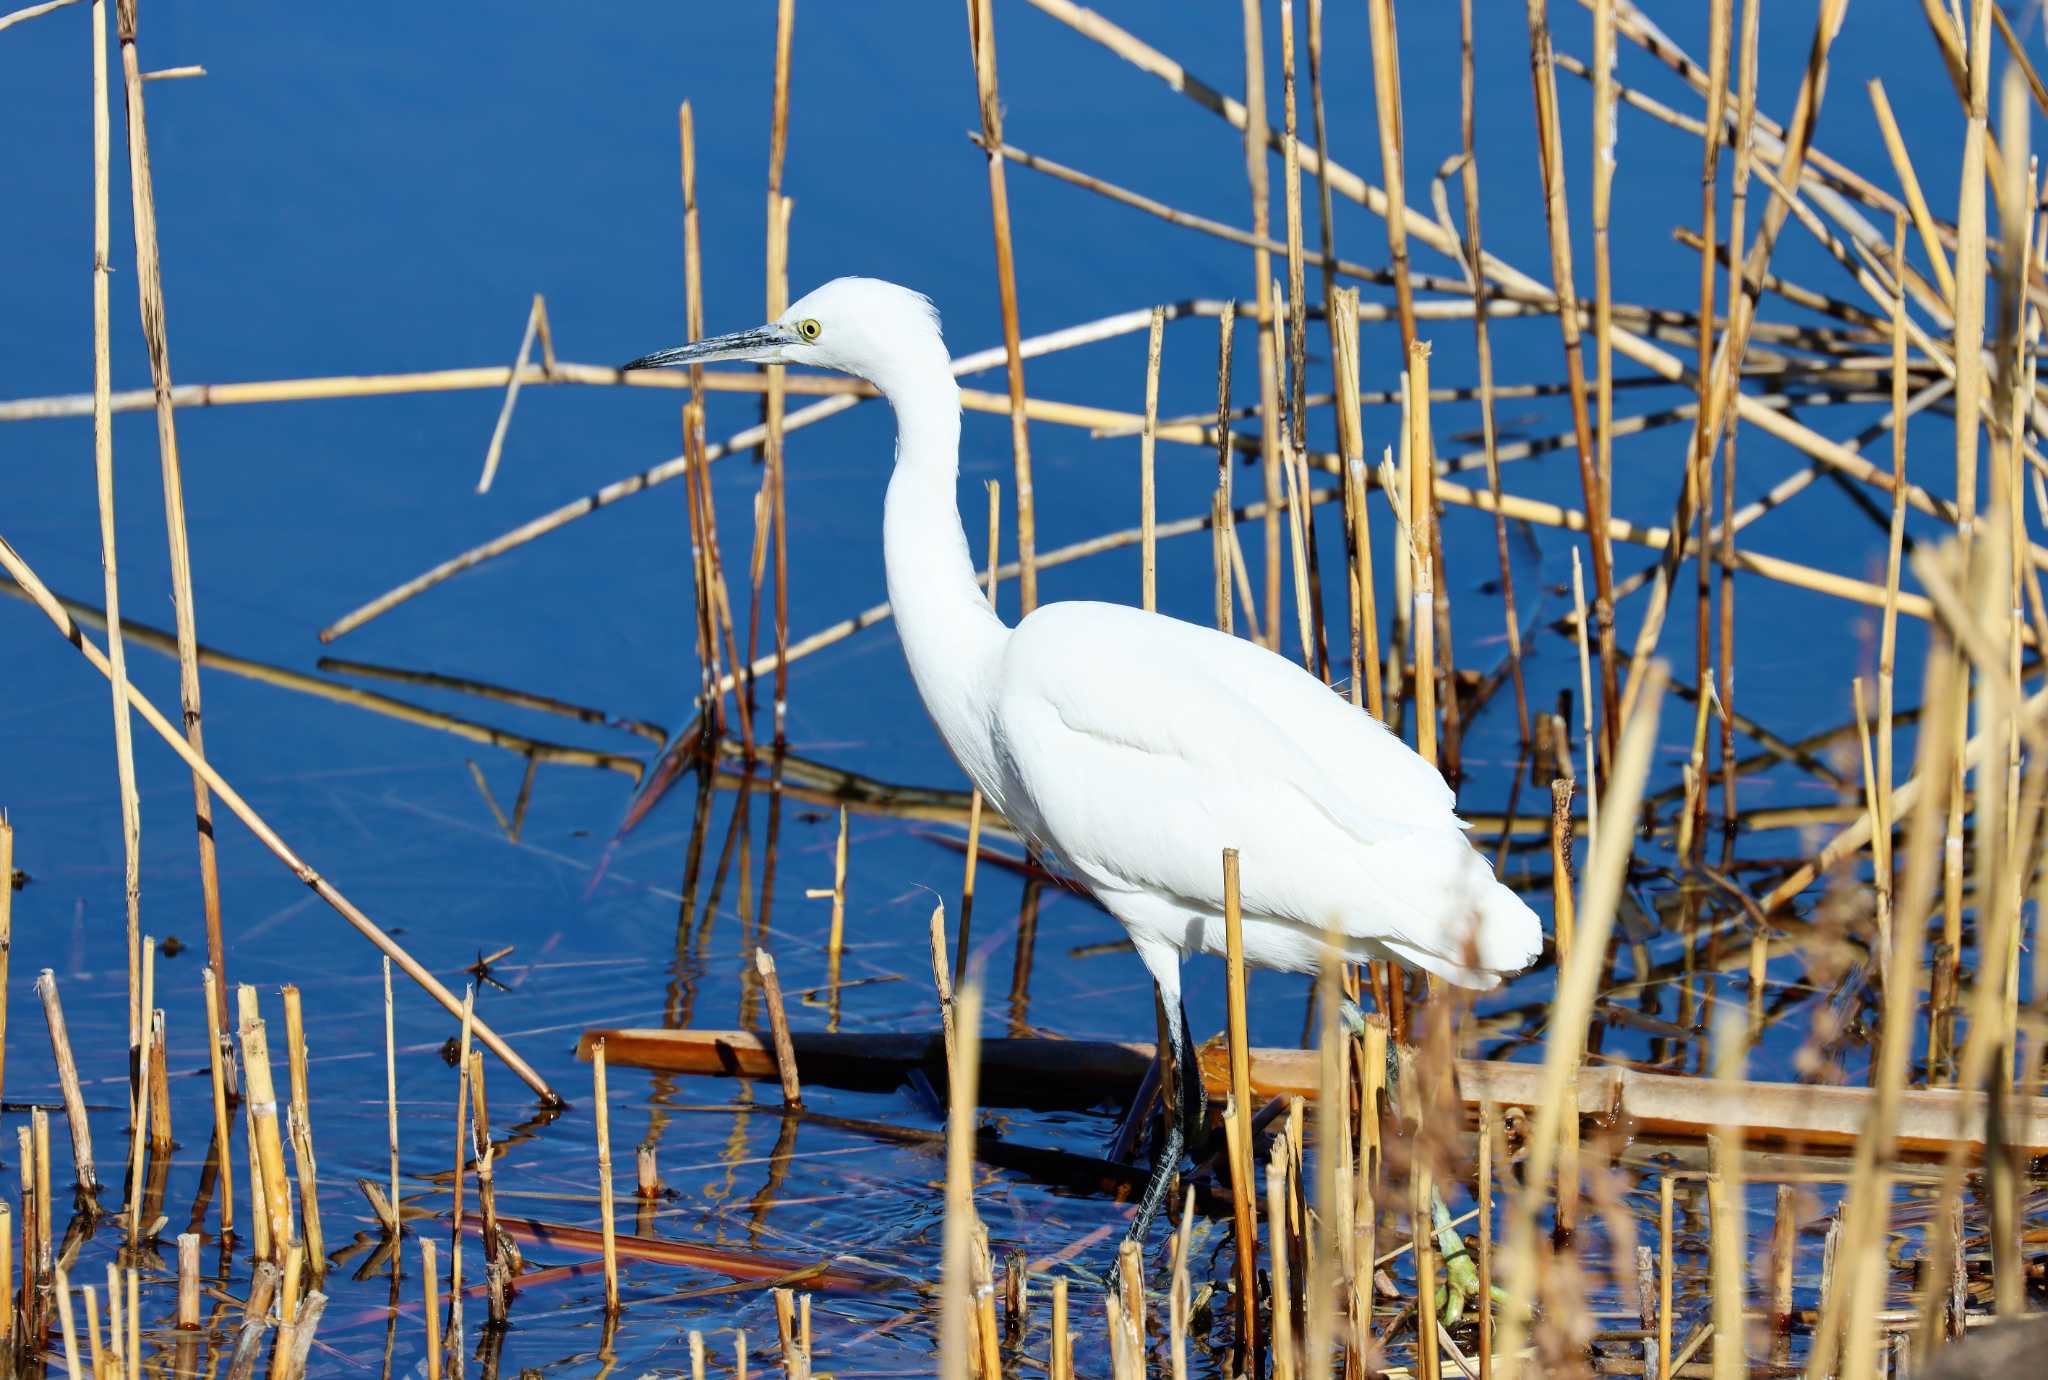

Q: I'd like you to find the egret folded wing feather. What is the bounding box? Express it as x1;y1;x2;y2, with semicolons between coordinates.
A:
991;603;1498;964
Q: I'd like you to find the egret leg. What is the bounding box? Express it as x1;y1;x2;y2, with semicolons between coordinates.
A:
1116;991;1189;1274
1176;998;1207;1149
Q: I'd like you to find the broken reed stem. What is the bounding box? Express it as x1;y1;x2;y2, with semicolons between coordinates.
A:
967;0;1037;615
421;1238;441;1380
930;904;957;1084
474;294;544;495
177;1232;199;1329
237;995;294;1262
35;972;97;1195
938;981;982;1380
1550;778;1576;963
753;949;801;1105
1141;306;1164;612
592;1038;619;1315
126;938;154;1240
1221;847;1258;1361
282;987;323;1278
382;958;401;1237
203;968;234;1236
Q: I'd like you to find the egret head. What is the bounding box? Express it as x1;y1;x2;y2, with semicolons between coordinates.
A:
623;277;947;394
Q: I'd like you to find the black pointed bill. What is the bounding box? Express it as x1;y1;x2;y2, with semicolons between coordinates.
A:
621;324;795;372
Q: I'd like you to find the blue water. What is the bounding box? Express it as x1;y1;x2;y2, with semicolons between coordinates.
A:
0;2;2020;1374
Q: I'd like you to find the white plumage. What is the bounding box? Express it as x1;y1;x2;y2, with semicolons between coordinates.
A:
626;276;1543;1255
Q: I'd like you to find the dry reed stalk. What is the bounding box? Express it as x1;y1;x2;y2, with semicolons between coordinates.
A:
16;1129;33;1336
1278;12;1329;683
202;968;234;1237
126;938;154;1241
1570;551;1600;842
1226;0;1283;653
113;0;231;1043
82;0;146;1067
102;1266;121;1380
1549;777;1576;970
1477;1101;1494;1380
1212;300;1228;634
1453;0;1527;744
1709;1009;1747;1380
967;0;1038;615
177;1232;198;1329
124;1264;137;1380
237;998;294;1261
1221;847;1259;1360
591;1038;619;1316
1407;345;1439;769
1867;79;1957;307
34;973;97;1196
0;0;81;31
1689;0;1732;771
1329;291;1382;719
1266;1132;1296;1380
474;294;547;493
272;1244;303;1380
1413;1149;1440;1380
0;537;562;1105
82;1284;102;1380
753;949;801;1106
973;1226;1002;1379
1141;306;1165;612
281;988;323;1278
446;986;475;1358
1524;0;1618;768
52;1265;79;1380
1658;1174;1674;1380
1364;0;1416;360
1590;0;1621;758
1051;1274;1072;1380
938;982;982;1380
377;958;401;1238
0;1204;9;1350
32;1113;47;1284
421;1238;441;1380
1943;0;1994;1087
930;904;958;1085
1495;662;1667;1377
762;0;794;692
147;1007;170;1155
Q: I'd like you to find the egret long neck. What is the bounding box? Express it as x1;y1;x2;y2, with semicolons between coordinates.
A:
880;365;1008;792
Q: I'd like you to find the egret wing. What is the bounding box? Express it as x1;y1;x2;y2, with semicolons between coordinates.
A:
991;603;1475;949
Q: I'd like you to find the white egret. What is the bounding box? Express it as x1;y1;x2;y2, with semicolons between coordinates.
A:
625;277;1541;1262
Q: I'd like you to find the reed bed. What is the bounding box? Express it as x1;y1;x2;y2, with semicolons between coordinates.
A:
3;0;2048;1378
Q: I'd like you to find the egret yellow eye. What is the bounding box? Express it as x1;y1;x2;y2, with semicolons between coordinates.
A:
797;318;822;341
